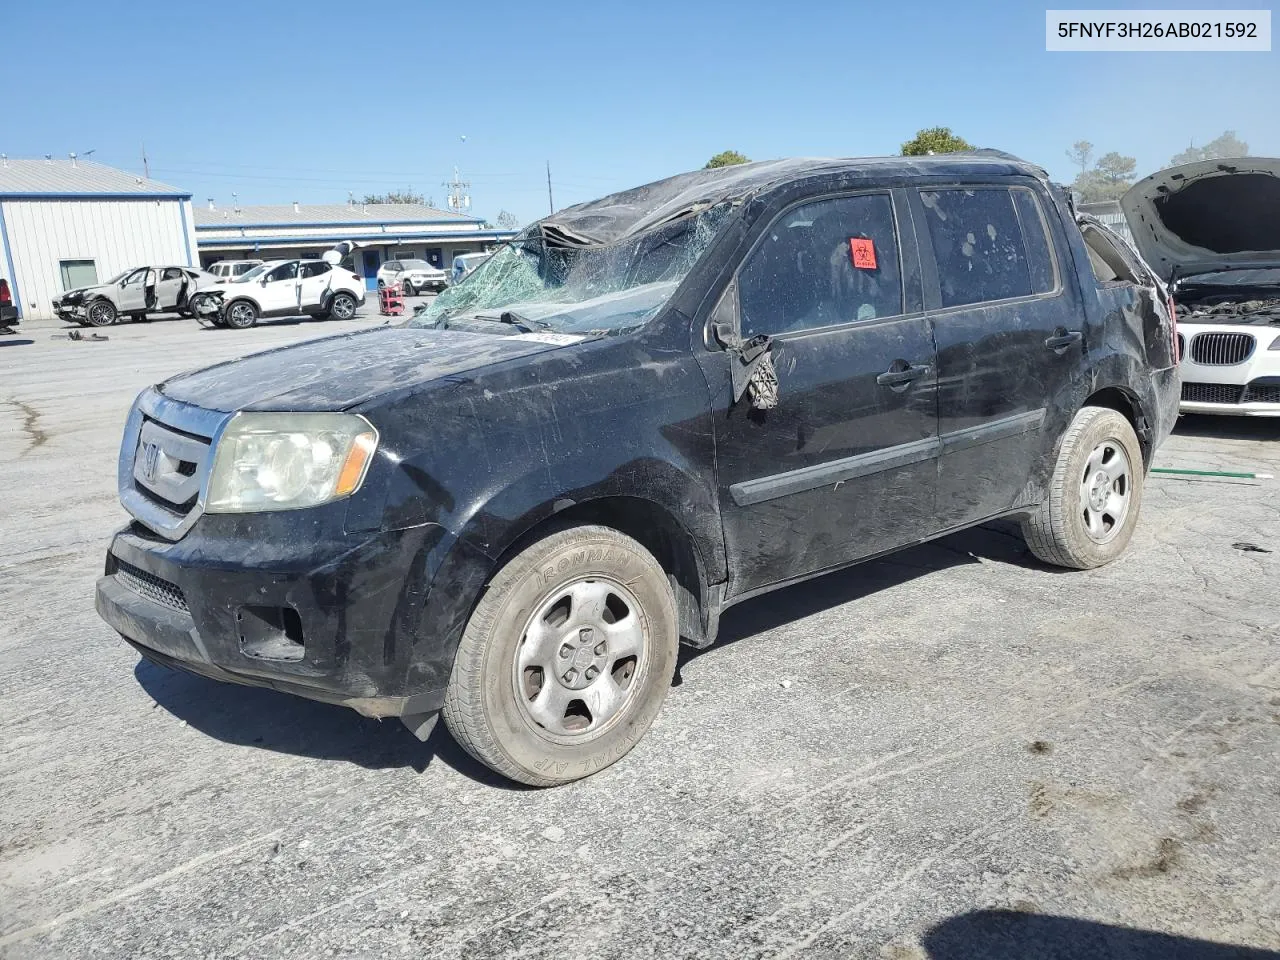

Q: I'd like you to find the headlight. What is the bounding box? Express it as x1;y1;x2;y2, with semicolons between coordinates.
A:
205;412;378;513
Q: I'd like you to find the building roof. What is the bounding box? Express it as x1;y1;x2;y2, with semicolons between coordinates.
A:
193;203;481;228
0;158;188;197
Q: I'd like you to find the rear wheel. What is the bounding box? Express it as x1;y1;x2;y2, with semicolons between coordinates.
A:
1021;406;1144;569
443;525;678;786
224;299;258;329
85;299;117;327
328;292;357;320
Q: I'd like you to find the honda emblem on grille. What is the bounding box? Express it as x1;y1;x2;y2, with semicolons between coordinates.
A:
141;442;162;482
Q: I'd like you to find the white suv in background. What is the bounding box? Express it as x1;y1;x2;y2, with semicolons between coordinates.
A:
191;259;366;329
376;259;448;294
207;259;263;281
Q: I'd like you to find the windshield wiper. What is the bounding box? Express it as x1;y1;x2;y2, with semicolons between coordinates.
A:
472;310;551;333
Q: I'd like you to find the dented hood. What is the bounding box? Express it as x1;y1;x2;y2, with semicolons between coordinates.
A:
1120;157;1280;282
156;326;568;413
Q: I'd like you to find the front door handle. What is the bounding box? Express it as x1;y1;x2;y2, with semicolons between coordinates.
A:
1045;329;1083;351
876;362;931;389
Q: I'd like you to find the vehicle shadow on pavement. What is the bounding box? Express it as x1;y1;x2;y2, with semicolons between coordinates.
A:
1174;413;1280;442
677;520;1042;683
920;909;1280;959
132;659;525;787
0;338;35;347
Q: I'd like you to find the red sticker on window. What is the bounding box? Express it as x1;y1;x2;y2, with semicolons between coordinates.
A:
850;237;877;270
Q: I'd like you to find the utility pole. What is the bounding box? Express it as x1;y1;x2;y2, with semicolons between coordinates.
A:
443;166;471;212
546;161;554;215
141;143;150;179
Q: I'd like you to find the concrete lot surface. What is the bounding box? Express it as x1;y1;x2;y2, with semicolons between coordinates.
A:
2;314;1278;959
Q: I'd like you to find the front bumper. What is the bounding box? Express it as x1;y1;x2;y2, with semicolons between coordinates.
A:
96;518;449;718
1178;324;1280;417
54;301;86;321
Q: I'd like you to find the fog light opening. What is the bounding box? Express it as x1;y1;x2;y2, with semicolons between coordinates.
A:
237;605;306;662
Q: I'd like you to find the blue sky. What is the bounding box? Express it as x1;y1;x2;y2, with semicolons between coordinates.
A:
4;0;1276;225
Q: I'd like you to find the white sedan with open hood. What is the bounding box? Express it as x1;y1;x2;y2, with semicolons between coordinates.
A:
1122;157;1280;416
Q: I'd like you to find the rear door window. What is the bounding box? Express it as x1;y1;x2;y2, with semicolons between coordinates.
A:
738;193;903;338
919;187;1055;307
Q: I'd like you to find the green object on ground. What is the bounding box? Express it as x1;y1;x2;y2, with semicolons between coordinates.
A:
1151;467;1273;480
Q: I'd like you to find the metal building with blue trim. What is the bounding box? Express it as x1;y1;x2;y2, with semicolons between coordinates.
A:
194;201;516;291
0;157;198;321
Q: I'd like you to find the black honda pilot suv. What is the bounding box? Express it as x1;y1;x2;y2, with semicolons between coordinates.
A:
97;154;1180;785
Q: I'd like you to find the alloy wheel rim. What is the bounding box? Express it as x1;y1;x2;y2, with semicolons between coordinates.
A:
89;303;111;324
512;576;647;742
229;304;253;325
1078;439;1131;544
333;297;354;319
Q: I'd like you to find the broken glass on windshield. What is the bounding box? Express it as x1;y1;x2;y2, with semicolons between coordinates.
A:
411;205;731;334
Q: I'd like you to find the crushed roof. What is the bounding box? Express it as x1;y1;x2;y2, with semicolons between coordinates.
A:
0;158;187;196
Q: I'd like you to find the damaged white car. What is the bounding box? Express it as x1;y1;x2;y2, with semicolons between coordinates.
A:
54;266;218;327
1122;157;1280;416
190;258;366;329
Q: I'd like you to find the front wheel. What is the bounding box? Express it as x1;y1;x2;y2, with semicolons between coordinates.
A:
402;280;416;296
224;299;259;329
1021;406;1144;569
85;300;117;327
328;292;357;320
443;525;678;786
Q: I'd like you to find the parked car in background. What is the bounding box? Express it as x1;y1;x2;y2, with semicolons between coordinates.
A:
450;251;492;285
0;277;18;333
97;154;1179;787
54;266;219;327
189;258;365;329
1122;157;1280;416
376;259;448;294
207;259;263;281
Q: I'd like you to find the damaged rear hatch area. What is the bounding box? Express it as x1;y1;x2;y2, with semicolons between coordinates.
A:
1121;157;1280;413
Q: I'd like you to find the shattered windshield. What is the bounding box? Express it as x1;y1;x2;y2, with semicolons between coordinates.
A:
411;205;731;334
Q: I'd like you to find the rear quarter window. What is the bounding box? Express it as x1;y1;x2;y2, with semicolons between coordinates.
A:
920;186;1056;308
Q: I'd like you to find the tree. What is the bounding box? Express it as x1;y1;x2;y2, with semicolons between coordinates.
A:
705;150;750;169
495;210;520;230
900;127;973;156
1171;130;1249;166
1065;140;1094;176
1070;150;1138;202
361;188;426;205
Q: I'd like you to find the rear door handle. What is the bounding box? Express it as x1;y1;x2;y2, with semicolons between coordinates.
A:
876;363;931;388
1045;330;1082;351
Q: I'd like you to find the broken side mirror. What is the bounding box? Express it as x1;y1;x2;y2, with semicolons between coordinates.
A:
710;281;778;411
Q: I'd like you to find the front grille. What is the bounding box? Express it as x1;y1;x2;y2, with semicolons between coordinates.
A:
115;560;188;612
1189;332;1255;366
1182;382;1246;405
132;418;211;512
1244;381;1280;404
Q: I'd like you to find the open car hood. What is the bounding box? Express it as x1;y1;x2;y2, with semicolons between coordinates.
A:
1120;157;1280;283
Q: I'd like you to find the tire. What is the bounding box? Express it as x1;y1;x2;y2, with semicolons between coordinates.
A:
377;279;386;290
1021;406;1144;570
224;299;258;329
443;525;678;787
328;292;357;321
402;280;416;296
85;299;117;327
